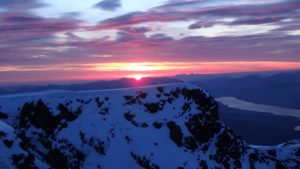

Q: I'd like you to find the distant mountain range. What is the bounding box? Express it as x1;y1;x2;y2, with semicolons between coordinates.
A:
0;77;181;96
176;70;300;109
176;70;300;145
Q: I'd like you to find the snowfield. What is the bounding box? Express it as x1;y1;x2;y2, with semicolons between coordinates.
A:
0;83;299;169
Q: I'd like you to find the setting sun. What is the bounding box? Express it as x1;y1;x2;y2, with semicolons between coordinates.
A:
132;75;143;81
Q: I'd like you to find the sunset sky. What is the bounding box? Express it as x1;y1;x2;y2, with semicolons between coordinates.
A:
1;0;300;84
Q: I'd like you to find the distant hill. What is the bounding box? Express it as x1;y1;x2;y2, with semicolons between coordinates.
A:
174;71;300;145
0;77;182;95
176;70;300;109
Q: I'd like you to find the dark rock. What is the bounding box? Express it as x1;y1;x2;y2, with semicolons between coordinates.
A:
183;136;198;151
45;143;85;169
19;102;35;129
141;123;149;128
3;139;14;148
131;152;160;169
18;132;33;151
157;87;164;93
249;152;259;169
0;112;8;119
181;88;218;119
0;131;6;138
95;97;104;107
94;140;106;155
268;150;276;157
45;149;69;169
124;95;134;101
124;95;136;105
199;160;208;169
12;153;38;169
182;103;191;112
214;128;246;169
18;100;61;134
80;131;87;144
144;103;160;114
275;161;286;169
40;138;52;149
167;121;183;147
152;122;162;129
125;136;133;144
99;107;109;115
58;104;78;121
185;114;222;144
124;112;138;127
295;149;300;156
138;91;147;99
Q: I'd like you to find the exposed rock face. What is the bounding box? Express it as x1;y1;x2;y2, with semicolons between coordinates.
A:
0;112;8;119
0;84;299;169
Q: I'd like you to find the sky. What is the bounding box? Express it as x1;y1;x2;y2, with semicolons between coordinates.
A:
0;0;300;84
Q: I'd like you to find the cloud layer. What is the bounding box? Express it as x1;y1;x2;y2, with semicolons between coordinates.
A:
0;0;300;84
94;0;121;11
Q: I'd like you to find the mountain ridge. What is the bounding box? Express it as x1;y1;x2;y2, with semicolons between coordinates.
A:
0;83;299;169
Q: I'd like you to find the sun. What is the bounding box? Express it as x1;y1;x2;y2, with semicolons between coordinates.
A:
133;75;143;81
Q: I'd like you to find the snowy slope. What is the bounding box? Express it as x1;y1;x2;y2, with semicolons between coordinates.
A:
0;83;299;169
0;120;49;169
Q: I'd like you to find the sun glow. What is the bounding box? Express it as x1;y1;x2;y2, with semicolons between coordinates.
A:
95;62;180;72
3;61;300;84
132;74;144;80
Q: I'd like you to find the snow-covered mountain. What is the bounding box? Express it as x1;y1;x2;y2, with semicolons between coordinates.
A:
0;83;299;169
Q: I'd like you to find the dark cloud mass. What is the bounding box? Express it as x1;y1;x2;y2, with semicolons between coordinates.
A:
120;27;151;34
96;11;187;30
0;13;81;35
188;21;219;29
60;12;81;19
0;0;46;9
94;0;121;11
230;17;284;25
0;12;82;64
97;0;300;29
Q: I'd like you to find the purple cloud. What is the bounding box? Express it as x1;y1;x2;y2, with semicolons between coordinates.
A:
230;17;284;25
0;12;83;65
60;12;81;19
96;0;300;30
120;27;151;34
94;0;121;11
0;0;46;10
188;21;219;29
0;12;81;36
96;11;187;30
